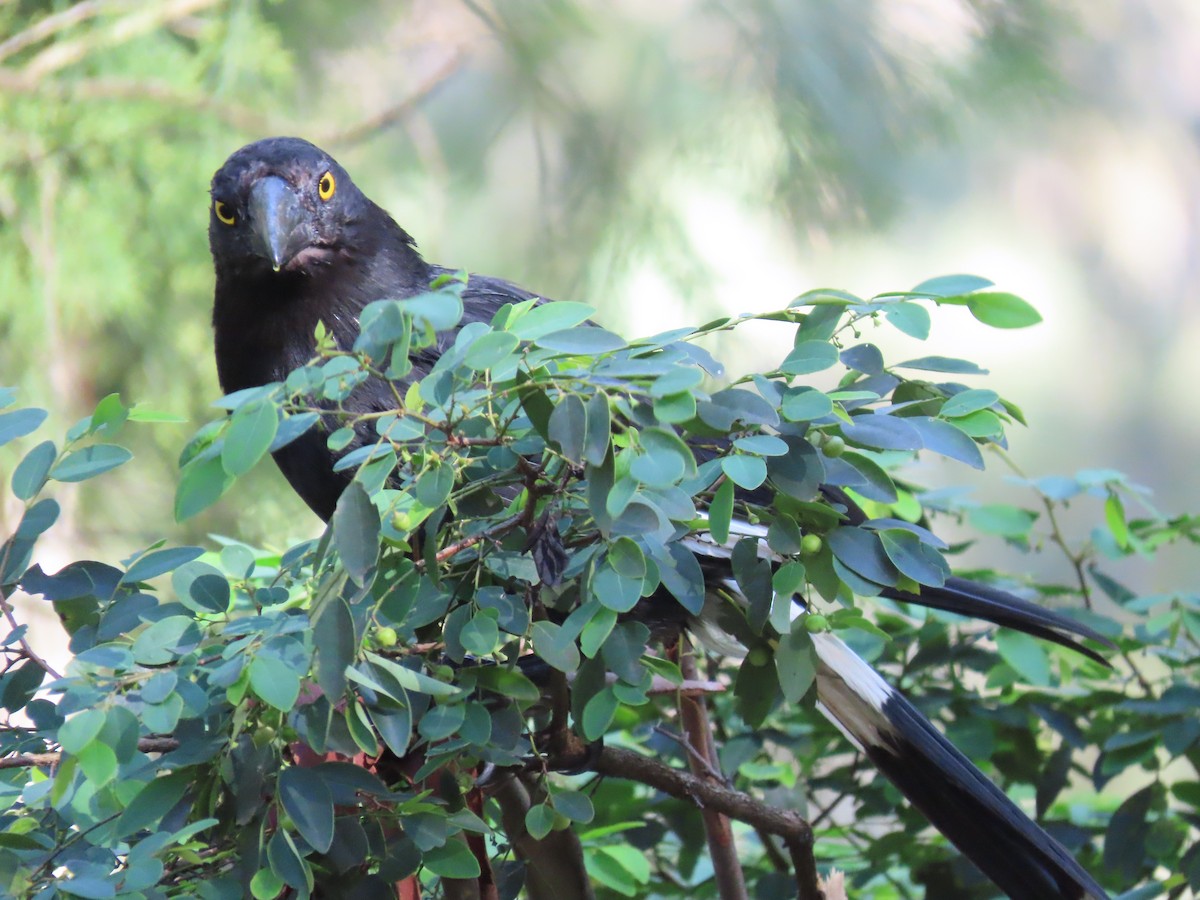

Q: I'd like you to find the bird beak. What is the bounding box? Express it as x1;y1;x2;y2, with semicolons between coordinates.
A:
247;175;310;271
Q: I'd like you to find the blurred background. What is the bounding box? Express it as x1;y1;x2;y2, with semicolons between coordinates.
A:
2;0;1198;593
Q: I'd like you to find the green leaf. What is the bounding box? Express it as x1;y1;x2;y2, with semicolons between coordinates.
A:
1105;493;1130;550
548;393;587;463
464;330;520;369
591;564;642;612
121;546;204;584
826;527;898;586
267;828;312;892
222;401;279;477
708;478;734;545
368;703;413;756
912;274;994;296
895;356;987;375
841;415;922;451
116;771;193;838
278;767;335;853
582;390;611;466
411;463;451;512
964;292;1042;329
76;740;118;787
398;290;465;332
313;597;354;700
648;543;706;615
175;455;234;520
536;327;626;354
0;407;47;447
460;613;500;656
132;617;201;665
779;341;839;375
968;504;1037;539
508;301;595;340
364;653;462;698
333;482;380;585
525;803;557;840
50;444;132;482
581;685;619;740
884;301;931;339
420;703;466;741
907;417;985;469
250;655;302;710
940;389;999;418
775;623;816;704
720;455;767;490
878;530;948;586
995;630;1051;687
554;790;595;823
531;621;580;673
422;839;482;879
11;440;56;500
1103;786;1158;884
59;708;105;753
734;434;789;456
250;870;285;900
172;562;231;613
630;427;696;487
947;409;1003;440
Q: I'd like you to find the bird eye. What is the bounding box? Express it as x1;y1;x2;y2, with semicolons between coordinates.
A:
318;171;336;202
214;200;236;226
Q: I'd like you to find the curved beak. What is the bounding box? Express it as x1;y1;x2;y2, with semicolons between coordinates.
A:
247;175;310;271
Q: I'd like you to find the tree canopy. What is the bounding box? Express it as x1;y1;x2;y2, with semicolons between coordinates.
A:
1;279;1196;898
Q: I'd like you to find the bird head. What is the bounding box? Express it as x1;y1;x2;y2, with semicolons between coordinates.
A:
208;136;364;277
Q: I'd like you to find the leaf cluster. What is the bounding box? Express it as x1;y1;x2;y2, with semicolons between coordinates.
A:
0;279;1195;898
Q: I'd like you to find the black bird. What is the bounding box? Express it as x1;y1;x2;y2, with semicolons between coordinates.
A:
210;137;1110;900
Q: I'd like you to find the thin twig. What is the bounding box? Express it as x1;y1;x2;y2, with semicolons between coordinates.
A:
591;745;822;900
0;584;61;680
0;736;179;769
317;53;465;147
418;512;525;568
677;643;749;900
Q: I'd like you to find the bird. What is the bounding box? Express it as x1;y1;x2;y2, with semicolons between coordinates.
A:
209;136;1111;900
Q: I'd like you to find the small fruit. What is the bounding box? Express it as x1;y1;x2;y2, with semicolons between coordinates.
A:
375;626;398;648
804;614;829;633
823;436;846;458
747;647;770;666
800;533;823;556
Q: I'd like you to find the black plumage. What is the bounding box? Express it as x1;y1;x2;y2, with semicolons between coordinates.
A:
209;136;1110;899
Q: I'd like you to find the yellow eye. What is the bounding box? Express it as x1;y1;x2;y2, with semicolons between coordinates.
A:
213;200;236;226
318;171;335;201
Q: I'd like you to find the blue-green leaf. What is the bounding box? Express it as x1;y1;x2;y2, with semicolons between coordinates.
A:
51;445;132;482
278;767;335;853
11;440;56;500
536;327;626;355
121;546;204;584
333;482;380;585
780;341;838;375
0;408;47;447
250;655;302;710
222;401;279;477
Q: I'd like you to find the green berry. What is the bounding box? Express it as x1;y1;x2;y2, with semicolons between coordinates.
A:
823;436;846;458
800;534;823;556
375;626;398;648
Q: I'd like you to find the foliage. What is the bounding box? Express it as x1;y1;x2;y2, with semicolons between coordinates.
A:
1;279;1197;898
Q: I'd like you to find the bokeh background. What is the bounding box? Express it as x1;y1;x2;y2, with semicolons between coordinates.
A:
2;0;1198;595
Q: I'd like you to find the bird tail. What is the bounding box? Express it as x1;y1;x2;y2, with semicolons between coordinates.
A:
812;631;1109;900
